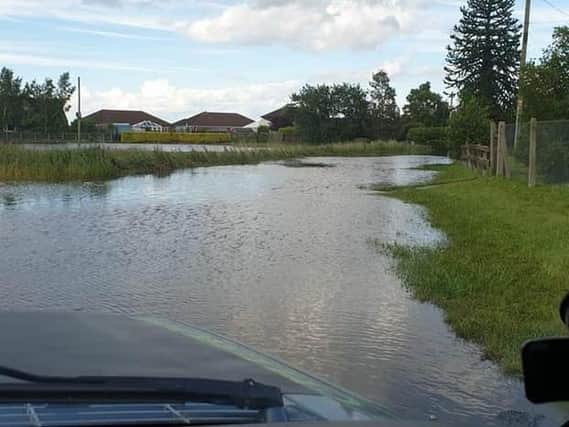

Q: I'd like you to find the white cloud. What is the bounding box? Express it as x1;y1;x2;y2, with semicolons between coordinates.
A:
0;51;203;73
313;57;408;84
186;0;419;51
0;0;559;57
78;79;302;120
0;0;203;32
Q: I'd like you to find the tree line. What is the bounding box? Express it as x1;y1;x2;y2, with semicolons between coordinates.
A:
0;68;75;133
290;74;450;145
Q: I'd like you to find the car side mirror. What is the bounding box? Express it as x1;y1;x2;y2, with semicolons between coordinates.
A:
522;292;569;404
522;338;569;403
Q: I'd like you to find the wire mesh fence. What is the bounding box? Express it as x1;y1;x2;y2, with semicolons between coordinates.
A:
461;118;569;186
534;120;569;184
505;122;530;182
505;120;569;185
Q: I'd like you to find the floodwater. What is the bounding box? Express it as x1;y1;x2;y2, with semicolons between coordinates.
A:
0;156;563;426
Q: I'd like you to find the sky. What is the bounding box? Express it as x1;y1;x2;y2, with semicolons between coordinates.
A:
0;0;566;122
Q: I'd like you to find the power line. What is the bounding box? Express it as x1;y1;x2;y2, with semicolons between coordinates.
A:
539;0;569;19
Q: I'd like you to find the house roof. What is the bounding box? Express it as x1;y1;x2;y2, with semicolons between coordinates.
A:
173;112;254;128
83;109;170;127
261;105;294;121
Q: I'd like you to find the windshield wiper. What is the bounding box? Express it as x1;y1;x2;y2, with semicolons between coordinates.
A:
0;366;283;409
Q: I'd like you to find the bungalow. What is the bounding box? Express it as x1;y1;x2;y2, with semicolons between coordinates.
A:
173;112;254;133
83;109;170;134
261;105;295;130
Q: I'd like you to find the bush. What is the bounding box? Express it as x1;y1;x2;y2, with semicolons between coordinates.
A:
256;126;270;143
121;132;231;144
407;127;448;154
448;97;490;157
278;126;300;143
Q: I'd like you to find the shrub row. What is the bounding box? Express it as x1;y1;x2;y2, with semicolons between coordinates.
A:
121;132;231;144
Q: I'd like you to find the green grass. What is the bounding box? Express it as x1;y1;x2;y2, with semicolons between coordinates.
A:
384;164;569;375
0;141;429;182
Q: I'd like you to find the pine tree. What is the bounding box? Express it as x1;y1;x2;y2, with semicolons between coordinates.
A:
445;0;521;119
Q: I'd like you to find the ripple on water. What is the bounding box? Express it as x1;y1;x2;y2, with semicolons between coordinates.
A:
0;156;563;426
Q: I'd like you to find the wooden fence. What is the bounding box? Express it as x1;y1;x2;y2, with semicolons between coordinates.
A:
461;118;538;187
460;144;491;174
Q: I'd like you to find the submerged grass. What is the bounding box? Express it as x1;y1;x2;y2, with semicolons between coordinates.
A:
0;141;429;182
384;164;569;375
372;163;478;191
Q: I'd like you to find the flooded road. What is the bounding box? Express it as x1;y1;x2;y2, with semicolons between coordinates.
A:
0;156;561;426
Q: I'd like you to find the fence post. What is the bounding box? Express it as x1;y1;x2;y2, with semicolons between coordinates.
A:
500;122;511;178
528;117;537;188
490;121;496;175
496;122;504;176
501;122;512;178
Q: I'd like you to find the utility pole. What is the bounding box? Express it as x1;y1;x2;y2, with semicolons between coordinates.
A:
513;0;531;149
76;76;82;144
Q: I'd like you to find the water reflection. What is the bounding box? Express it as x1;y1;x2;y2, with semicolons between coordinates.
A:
0;156;562;426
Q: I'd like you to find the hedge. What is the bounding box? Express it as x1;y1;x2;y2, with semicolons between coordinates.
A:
278;126;301;143
121;132;232;144
407;126;449;154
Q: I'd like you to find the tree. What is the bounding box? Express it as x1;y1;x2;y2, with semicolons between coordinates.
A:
445;0;521;119
369;70;400;139
0;68;75;133
403;82;449;127
0;67;22;131
292;84;334;144
20;73;75;132
332;83;370;140
54;72;75;130
291;83;370;143
448;96;490;156
521;26;569;120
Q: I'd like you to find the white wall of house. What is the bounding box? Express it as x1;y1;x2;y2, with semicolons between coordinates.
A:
245;118;272;131
132;120;166;132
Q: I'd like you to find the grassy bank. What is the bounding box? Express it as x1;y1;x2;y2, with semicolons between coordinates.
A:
0;141;429;182
384;164;569;375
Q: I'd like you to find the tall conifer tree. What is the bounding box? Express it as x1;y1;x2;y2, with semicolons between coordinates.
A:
445;0;521;118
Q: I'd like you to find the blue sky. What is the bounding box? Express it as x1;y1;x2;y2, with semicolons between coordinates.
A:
0;0;566;122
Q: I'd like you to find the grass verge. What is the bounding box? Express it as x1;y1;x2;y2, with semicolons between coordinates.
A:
0;141;429;182
385;164;569;375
